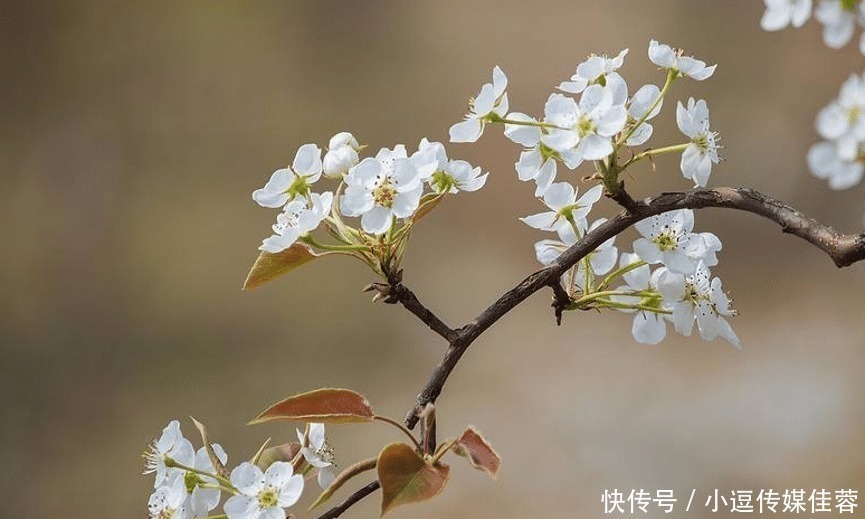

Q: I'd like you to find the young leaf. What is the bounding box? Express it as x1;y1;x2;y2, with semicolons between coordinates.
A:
309;457;377;510
412;193;446;223
250;388;375;424
189;416;228;478
377;442;450;516
254;442;302;471
453;426;501;479
242;243;320;290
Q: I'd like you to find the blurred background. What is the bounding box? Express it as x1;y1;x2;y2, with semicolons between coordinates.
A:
2;1;864;517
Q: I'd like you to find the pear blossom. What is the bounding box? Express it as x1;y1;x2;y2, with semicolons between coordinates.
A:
450;66;509;143
297;423;336;489
632;209;722;275
657;261;740;347
558;49;628;94
625;84;663;146
676;98;721;187
761;0;813;30
808;140;865;188
611;253;669;345
144;420;195;488
815;73;865;141
814;0;864;49
542;87;628;167
340;146;430;235
520;183;604;237
224;462;304;519
648;40;717;81
149;473;189;519
259;192;333;253
504;113;558;195
323;132;361;178
186;445;229;518
252;144;323;207
416;138;488;194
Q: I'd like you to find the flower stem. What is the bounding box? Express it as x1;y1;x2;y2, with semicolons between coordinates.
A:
373;415;422;451
597;260;648;291
621;142;691;171
617;68;677;147
164;458;236;491
301;235;370;252
430;438;457;465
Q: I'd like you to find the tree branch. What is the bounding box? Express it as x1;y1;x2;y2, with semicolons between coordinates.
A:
315;481;380;519
385;282;456;341
403;186;865;427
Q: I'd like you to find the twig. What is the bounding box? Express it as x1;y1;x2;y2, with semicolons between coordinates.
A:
315;481;381;519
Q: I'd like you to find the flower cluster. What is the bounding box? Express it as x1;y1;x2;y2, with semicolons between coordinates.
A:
144;419;335;518
250;132;487;279
808;73;865;189
761;0;865;55
448;40;737;347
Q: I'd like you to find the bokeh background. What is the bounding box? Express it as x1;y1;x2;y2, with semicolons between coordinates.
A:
2;1;864;517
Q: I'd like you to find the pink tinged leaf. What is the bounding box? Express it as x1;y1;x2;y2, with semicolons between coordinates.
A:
255;442;303;471
377;442;450;516
453;427;502;479
250;388;375;425
242;243;320;290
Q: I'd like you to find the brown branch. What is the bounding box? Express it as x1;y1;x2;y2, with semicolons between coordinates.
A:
385;282;456;341
403;186;865;427
315;481;380;519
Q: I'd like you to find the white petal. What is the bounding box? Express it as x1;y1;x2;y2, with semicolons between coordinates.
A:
761;5;793;31
224;495;258;519
520;211;557;230
361;206;394;234
449;118;483;143
577;134;613;161
633;237;662;264
503;112;542;146
230;463;265;495
278;474;305;507
632;312;666;345
292;143;323;179
543;182;576;210
492;65;508;98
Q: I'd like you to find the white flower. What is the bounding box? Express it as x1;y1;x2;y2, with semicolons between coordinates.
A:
149;473;189;519
144;420;195;488
611;253;669;345
808;140;865;188
648;40;717;80
815;73;865;141
252;144;323;208
416;138;488;194
814;0;864;49
187;445;229;518
520;183;604;237
657;261;740;347
259;192;333;253
761;0;813;30
571;219;619;289
296;423;336;490
632;209;722;275
449;66;509;143
340;147;425;235
224;462;304;519
676;98;721;187
542;87;628;167
558;49;628;94
323;132;361;178
625;84;663;146
503;113;558;196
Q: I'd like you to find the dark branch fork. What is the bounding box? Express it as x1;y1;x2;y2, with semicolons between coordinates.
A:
316;186;865;518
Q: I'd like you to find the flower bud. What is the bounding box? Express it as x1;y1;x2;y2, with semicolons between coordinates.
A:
328;131;360;151
323;145;359;178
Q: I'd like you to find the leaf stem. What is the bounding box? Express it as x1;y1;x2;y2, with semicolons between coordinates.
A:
373;415;422;451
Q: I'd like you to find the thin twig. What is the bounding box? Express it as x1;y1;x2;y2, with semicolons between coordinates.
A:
315;481;381;519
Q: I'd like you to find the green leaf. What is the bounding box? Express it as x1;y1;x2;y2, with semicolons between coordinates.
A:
190;417;228;478
250;388;375;425
309;457;377;510
254;442;302;470
377;442;450;516
242;243;319;290
453;426;501;479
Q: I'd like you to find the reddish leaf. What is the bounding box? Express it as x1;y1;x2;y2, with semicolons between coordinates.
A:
250;388;375;424
242;243;319;290
453;426;501;478
377;442;450;516
255;442;302;471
